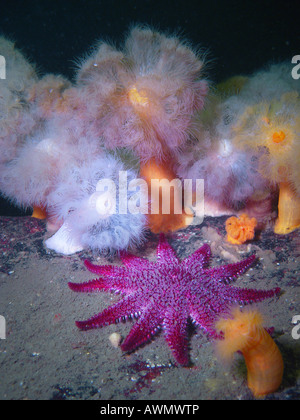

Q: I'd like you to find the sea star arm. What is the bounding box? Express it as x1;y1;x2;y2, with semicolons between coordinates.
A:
224;285;281;304
75;293;144;330
189;292;229;337
163;306;190;366
68;275;138;295
121;303;163;352
119;251;153;269
182;243;211;271
156;234;179;264
203;255;256;284
84;260;130;277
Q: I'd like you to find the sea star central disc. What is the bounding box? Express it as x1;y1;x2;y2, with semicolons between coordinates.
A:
68;234;280;366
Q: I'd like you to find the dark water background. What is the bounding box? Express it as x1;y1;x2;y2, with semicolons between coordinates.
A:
0;0;299;216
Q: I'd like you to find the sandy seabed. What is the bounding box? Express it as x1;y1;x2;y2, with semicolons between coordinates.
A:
0;215;299;400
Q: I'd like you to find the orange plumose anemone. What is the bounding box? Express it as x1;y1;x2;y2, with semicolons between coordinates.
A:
225;213;257;245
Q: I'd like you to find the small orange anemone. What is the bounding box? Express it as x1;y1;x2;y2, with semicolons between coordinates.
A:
225;213;257;245
215;307;284;398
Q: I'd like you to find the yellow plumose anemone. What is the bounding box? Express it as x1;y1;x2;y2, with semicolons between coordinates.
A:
233;92;300;234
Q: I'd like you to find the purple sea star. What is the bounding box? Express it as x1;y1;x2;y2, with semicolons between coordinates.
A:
68;234;280;366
